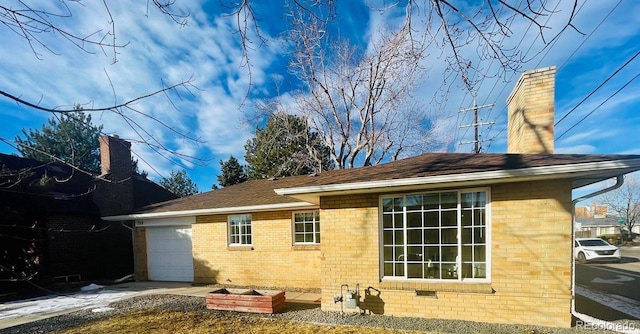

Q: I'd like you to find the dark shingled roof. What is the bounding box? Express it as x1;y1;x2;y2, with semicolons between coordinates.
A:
127;153;640;216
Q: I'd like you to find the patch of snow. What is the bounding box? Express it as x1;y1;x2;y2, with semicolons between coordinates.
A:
80;283;104;292
0;290;135;321
91;307;115;313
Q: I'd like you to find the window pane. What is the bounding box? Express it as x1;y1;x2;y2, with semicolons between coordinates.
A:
462;245;472;261
424;193;439;210
305;223;313;232
441;192;458;209
424;246;439;261
461;228;472;244
382;198;394;212
474;209;485;226
475;263;487;278
424;229;439;244
383;231;393;244
406;194;423;211
461;209;472;226
441;210;457;226
407;212;422;227
441;228;457;244
407;246;422;260
441;264;457;279
316;234;320;243
407;229;422;244
474;245;486;261
295;224;304;232
424;212;438;227
384;246;393;261
461;192;474;208
305;234;313;243
295;234;304;243
474;192;486;207
474;227;486;243
395;263;404;276
441;246;457;261
384;263;394;276
383;214;393;228
408;263;423;278
395;246;404;261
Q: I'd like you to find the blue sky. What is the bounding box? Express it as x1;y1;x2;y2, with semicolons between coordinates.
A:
0;0;639;198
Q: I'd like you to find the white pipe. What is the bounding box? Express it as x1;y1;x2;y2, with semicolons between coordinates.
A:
570;176;639;334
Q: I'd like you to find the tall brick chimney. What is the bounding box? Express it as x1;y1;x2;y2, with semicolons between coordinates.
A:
93;135;134;216
506;66;556;154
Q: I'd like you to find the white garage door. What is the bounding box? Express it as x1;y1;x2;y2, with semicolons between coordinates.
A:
146;226;194;282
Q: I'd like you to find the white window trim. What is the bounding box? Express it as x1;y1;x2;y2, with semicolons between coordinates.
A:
378;187;492;283
228;214;253;246
292;210;321;245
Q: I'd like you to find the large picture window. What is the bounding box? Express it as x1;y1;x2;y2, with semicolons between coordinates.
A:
381;190;488;281
293;211;320;244
229;214;252;245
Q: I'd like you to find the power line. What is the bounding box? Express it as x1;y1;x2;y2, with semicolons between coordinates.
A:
555;50;640;126
557;0;622;70
556;71;640;141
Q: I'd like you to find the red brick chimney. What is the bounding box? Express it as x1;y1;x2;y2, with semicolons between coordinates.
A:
506;66;556;154
93;135;134;216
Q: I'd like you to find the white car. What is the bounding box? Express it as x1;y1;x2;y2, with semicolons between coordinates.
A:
574;238;621;264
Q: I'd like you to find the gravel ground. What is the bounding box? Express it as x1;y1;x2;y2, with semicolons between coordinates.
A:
2;294;638;334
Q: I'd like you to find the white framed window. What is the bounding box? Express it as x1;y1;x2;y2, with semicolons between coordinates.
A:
380;189;489;281
293;211;320;244
228;214;252;246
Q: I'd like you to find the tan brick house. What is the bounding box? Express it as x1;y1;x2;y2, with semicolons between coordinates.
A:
104;67;640;327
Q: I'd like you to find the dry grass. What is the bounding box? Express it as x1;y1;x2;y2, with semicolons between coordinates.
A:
54;309;430;334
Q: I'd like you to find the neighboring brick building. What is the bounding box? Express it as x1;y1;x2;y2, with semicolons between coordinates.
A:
105;68;640;328
0;136;177;286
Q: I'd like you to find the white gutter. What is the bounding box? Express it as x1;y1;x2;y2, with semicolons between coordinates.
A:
570;176;639;334
275;159;640;196
102;201;317;221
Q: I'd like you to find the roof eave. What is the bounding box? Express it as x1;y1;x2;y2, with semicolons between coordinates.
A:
275;159;640;202
102;201;318;221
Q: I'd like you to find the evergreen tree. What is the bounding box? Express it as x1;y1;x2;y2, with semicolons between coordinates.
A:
217;155;248;187
15;109;103;171
244;113;334;179
159;169;199;197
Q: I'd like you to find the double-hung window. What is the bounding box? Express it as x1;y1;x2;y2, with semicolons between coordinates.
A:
293;211;320;244
229;214;252;246
381;190;489;281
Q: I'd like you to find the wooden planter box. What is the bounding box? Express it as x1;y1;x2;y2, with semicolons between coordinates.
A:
205;288;286;314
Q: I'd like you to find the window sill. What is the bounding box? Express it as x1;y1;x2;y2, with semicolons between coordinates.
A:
379;280;494;294
227;245;253;251
292;244;320;251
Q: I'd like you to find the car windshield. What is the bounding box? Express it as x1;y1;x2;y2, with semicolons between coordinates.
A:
579;239;609;247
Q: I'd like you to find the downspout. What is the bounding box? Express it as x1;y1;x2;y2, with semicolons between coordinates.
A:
570;175;631;332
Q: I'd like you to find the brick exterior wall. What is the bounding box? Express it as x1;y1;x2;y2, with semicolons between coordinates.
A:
191;210;322;289
507;67;556;154
318;180;574;328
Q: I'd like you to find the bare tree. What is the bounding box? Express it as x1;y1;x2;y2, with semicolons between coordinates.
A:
232;0;580;95
600;175;640;241
277;4;437;168
0;1;202;176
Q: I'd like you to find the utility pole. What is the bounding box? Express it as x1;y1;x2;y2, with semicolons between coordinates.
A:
459;98;495;153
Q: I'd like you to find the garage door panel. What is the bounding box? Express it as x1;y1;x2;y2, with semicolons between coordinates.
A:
146;226;194;282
